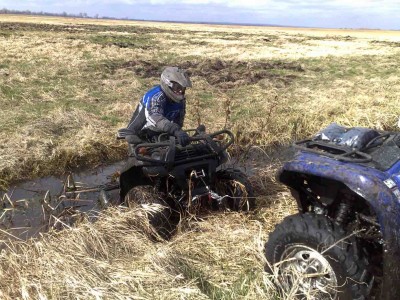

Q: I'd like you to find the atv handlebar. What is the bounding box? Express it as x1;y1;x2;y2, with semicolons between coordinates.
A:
189;129;235;152
132;129;234;165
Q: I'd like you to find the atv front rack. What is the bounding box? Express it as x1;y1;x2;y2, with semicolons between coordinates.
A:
294;139;373;163
132;129;234;166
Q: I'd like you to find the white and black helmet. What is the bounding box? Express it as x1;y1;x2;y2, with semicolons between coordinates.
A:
160;66;192;102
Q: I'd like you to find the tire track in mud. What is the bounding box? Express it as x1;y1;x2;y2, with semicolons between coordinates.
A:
116;58;305;89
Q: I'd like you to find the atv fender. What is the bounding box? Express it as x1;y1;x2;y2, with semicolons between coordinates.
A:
278;152;400;300
119;158;153;202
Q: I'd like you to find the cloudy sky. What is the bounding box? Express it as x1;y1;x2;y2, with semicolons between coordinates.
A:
1;0;399;30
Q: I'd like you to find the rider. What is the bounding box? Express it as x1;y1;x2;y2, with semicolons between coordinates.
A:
126;66;192;146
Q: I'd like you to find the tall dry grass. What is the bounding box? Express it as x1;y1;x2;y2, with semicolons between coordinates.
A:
0;184;295;299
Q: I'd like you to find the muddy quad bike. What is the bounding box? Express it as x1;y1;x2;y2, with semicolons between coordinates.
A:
264;123;400;300
117;126;255;237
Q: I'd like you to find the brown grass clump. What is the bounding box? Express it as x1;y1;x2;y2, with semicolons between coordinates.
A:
0;207;156;299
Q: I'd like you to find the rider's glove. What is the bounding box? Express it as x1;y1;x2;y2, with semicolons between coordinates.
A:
196;124;206;134
174;130;190;146
166;122;180;135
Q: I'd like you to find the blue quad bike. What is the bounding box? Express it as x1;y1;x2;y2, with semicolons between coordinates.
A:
116;126;255;238
264;124;400;300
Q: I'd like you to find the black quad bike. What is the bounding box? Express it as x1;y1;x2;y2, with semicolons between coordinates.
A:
264;123;400;300
116;126;255;237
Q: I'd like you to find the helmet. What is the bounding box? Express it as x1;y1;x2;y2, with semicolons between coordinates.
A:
160;67;192;102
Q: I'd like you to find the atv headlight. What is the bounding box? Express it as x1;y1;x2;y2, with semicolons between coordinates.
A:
384;178;396;189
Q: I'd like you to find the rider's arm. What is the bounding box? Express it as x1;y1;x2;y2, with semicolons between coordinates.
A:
146;92;179;134
126;103;145;134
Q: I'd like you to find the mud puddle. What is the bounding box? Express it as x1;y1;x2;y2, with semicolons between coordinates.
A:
0;160;126;241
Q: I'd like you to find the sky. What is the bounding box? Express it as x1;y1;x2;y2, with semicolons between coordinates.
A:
0;0;400;30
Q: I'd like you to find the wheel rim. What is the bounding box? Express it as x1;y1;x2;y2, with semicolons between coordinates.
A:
278;244;338;300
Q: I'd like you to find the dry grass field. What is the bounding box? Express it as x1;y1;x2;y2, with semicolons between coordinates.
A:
0;14;399;299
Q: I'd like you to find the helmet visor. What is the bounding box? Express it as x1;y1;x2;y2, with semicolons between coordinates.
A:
171;81;186;95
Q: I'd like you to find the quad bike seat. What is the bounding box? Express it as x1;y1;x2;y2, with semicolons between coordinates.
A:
314;123;380;150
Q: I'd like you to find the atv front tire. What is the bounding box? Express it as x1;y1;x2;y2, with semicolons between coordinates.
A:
265;213;372;300
214;168;255;211
125;186;173;239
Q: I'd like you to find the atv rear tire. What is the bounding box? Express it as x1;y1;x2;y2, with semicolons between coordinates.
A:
265;213;372;300
214;168;255;211
125;186;173;239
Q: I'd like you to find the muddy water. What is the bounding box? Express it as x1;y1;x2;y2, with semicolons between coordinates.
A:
0;160;127;241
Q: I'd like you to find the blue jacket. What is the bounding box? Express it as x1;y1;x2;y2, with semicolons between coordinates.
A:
126;85;186;135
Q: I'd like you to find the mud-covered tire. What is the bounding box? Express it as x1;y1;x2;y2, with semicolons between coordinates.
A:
125;186;173;239
265;213;372;300
214;168;255;211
